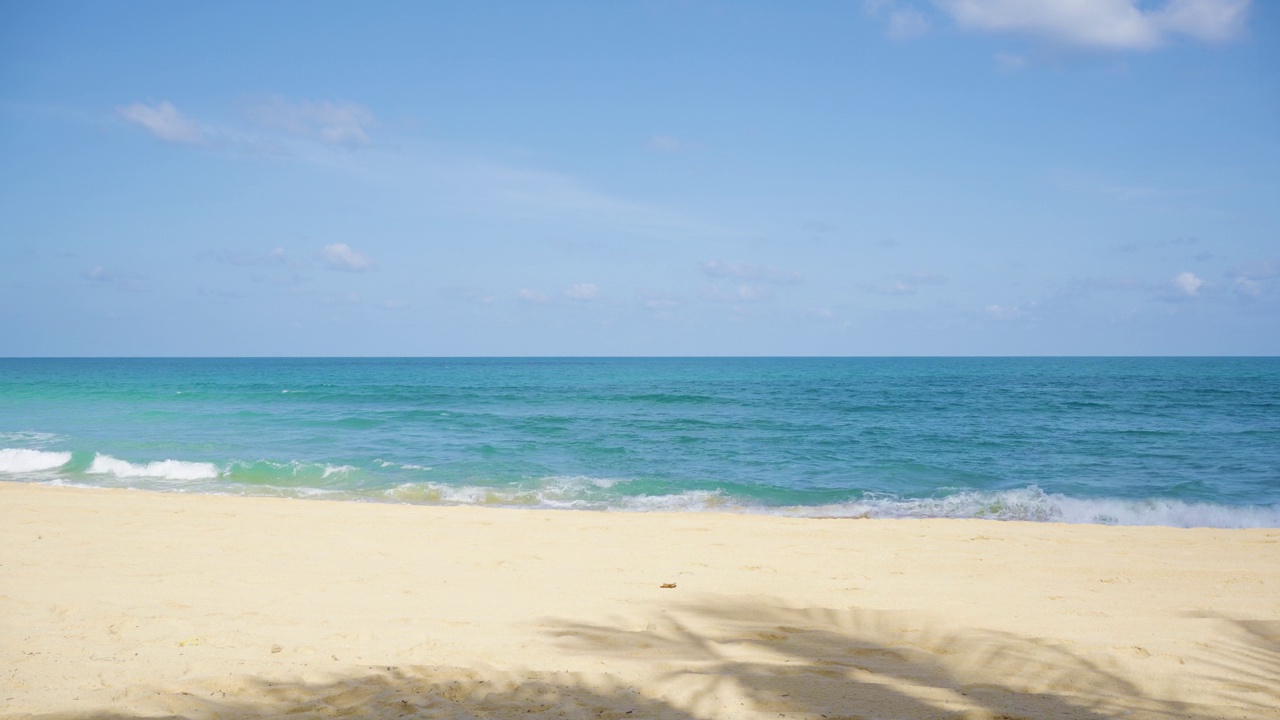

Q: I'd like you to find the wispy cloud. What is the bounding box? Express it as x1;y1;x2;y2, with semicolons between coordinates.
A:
701;260;802;285
319;243;374;272
446;287;496;305
245;97;376;146
867;281;918;296
985;302;1033;320
518;288;550;304
111;96;723;242
889;6;930;38
1230;259;1278;281
698;260;801;304
1228;259;1277;298
116;96;381;157
449;161;720;238
564;283;601;301
116;101;207;145
937;0;1250;50
864;1;930;39
865;270;948;295
636;289;682;312
702;284;774;303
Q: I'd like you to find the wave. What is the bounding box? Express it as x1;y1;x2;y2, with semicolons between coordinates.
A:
0;448;73;473
87;454;220;481
771;487;1280;528
1;447;1276;527
380;475;627;508
379;481;1280;528
0;431;66;447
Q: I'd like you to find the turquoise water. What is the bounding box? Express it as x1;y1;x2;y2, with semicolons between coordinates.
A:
1;357;1277;527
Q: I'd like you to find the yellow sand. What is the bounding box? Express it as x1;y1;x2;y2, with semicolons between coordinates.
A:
1;481;1277;720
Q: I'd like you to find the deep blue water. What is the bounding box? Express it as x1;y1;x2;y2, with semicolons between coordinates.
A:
2;357;1277;527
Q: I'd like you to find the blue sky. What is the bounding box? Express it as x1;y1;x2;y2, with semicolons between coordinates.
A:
1;0;1276;356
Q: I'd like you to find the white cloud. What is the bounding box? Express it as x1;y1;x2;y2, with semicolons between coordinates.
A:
320;243;374;271
1173;271;1204;297
246;97;376;146
518;288;550;304
564;283;601;301
701;260;802;285
937;0;1250;50
117;101;207;145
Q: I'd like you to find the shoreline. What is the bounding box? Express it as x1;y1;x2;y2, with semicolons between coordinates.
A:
3;480;1278;719
8;474;1280;528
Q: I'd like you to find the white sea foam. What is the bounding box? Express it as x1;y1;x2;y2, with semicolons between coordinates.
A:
0;431;66;447
0;448;73;473
375;480;1278;528
321;464;356;478
380;477;735;512
770;487;1280;529
87;454;220;481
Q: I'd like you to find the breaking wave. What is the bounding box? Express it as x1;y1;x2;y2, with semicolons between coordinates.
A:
1;447;1276;528
87;454;220;481
0;448;73;473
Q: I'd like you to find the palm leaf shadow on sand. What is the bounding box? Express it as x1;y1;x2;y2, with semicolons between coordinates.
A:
28;602;1279;720
27;667;702;720
1181;614;1280;714
545;600;1276;720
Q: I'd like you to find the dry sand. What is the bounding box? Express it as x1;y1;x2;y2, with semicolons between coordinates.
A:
1;480;1278;720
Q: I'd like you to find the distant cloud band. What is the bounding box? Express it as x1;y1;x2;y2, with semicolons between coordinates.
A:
117;101;207;145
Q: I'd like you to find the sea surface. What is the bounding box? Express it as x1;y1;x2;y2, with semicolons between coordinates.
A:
2;357;1278;527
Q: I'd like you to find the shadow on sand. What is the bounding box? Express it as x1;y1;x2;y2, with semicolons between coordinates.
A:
28;601;1280;720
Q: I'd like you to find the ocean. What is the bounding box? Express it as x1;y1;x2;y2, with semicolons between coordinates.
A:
1;357;1277;527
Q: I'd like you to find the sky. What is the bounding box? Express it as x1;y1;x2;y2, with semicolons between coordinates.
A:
0;0;1277;356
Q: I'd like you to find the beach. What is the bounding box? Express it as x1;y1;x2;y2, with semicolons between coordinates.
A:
2;481;1277;719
